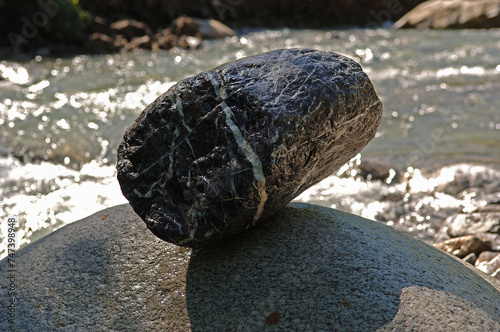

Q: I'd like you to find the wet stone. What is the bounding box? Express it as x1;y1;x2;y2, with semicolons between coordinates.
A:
116;48;383;246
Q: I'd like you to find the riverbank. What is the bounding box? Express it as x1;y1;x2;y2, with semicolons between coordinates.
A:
1;0;425;57
4;1;500;59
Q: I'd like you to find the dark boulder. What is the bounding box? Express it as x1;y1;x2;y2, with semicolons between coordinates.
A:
117;48;383;246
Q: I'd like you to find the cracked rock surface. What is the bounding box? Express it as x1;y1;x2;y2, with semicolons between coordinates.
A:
116;48;382;246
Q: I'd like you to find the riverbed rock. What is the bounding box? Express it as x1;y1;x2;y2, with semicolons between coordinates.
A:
197;19;235;38
117;48;383;246
155;28;181;49
434;164;500;196
394;0;500;29
171;15;201;37
434;235;493;259
476;251;500;279
124;35;152;51
87;33;119;53
445;208;500;238
463;252;478;265
476;253;500;278
1;203;499;331
477;251;500;266
110;19;152;41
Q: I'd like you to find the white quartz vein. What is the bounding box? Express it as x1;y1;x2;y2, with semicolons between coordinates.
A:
223;103;268;222
209;72;268;222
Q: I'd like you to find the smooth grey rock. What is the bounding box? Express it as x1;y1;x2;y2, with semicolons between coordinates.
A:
117;48;382;246
1;203;499;331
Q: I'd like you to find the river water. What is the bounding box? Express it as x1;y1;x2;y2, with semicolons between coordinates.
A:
1;28;500;258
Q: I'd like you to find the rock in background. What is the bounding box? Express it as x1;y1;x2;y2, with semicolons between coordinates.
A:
0;0;427;56
394;0;500;29
87;16;234;53
1;203;499;331
434;235;493;259
434;202;500;279
117;48;382;246
445;204;500;238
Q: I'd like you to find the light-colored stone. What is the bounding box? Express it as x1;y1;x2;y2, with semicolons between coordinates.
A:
476;251;500;265
445;212;500;238
1;203;499;331
476;254;500;275
394;0;500;29
197;19;235;38
110;19;152;40
463;252;477;265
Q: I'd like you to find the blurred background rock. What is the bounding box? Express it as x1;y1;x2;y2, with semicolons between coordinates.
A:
0;0;427;56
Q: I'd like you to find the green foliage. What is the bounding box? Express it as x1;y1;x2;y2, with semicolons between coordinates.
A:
54;1;91;43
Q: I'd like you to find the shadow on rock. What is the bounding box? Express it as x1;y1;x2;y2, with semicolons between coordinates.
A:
1;203;499;330
185;203;500;331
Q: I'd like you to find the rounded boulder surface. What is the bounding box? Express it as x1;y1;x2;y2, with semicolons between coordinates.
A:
116;48;383;246
1;203;499;331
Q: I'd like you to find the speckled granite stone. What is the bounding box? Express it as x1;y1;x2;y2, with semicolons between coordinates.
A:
2;203;499;331
116;48;382;246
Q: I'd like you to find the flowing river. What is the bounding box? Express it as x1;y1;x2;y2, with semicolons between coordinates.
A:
1;28;500;258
